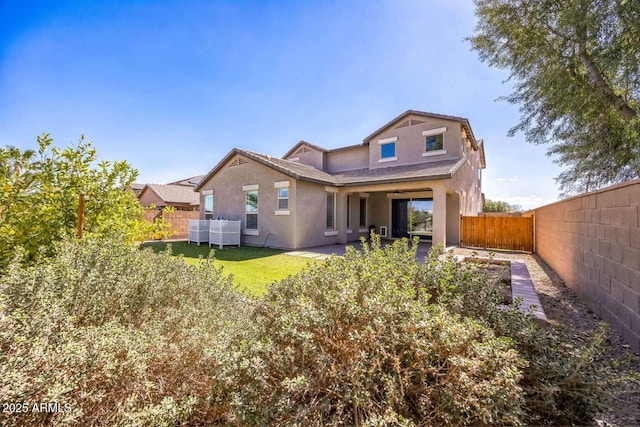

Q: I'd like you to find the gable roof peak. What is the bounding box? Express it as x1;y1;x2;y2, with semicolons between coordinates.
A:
363;110;478;150
282;140;328;158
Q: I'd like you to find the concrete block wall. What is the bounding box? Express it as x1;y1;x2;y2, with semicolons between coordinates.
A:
143;208;198;239
532;179;640;351
162;210;199;239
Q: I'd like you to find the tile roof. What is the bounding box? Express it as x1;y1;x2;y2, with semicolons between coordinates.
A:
195;146;466;190
282;140;328;159
333;158;466;186
167;175;205;187
143;184;200;205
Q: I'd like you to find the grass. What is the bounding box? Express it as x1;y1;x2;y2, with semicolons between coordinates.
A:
140;241;320;295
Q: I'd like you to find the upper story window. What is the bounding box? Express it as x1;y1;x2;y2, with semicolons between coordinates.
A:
381;142;395;158
422;127;448;157
378;136;398;163
425;134;443;151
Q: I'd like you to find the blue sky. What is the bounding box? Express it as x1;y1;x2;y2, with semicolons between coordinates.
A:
0;0;563;210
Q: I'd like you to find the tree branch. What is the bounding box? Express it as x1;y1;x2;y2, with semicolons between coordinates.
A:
577;46;637;120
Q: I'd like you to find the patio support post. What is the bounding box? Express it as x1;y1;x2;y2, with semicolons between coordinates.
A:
432;186;447;252
336;191;348;244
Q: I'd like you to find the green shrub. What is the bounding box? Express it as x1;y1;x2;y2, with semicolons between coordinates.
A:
0;135;172;270
418;249;639;425
213;237;637;426
0;237;251;426
214;238;526;425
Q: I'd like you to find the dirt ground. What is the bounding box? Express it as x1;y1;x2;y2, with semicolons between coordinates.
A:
450;248;640;426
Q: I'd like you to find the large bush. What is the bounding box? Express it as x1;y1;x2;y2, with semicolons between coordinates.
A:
212;237;636;426
0;238;251;426
1;236;634;425
213;239;525;425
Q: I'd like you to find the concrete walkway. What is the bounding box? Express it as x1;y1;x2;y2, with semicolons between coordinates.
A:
510;260;547;321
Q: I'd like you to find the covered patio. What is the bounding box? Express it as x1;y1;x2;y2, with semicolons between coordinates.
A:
333;180;465;250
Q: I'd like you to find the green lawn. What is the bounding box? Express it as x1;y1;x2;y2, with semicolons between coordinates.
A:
140;241;319;295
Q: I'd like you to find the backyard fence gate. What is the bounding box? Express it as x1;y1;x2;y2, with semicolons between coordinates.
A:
460;215;534;252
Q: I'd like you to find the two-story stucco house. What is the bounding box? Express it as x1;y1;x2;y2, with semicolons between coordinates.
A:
194;110;486;249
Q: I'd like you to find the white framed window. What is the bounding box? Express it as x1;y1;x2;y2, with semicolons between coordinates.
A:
422;127;447;156
277;188;289;209
346;195;351;229
359;197;367;229
326;192;336;230
378;136;398;163
203;192;214;219
245;190;258;230
381;142;395;158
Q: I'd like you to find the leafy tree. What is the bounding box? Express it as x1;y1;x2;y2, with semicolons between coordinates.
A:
0;133;170;267
483;199;512;212
469;0;640;195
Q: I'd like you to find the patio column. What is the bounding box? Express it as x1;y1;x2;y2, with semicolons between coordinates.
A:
432;186;447;252
336;191;348;244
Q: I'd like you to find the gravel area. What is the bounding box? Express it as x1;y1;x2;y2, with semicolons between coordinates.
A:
450;248;640;426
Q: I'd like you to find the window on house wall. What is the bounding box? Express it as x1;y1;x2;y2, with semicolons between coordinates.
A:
423;127;447;154
378;136;398;162
346;195;351;229
381;142;395;158
204;194;214;218
425;134;444;151
277;188;289;209
245;190;258;229
359;197;367;228
326;192;336;230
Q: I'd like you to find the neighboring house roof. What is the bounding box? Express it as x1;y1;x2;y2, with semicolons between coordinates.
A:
363;110;479;150
130;183;146;191
167;174;205;187
140;183;200;206
195;147;467;190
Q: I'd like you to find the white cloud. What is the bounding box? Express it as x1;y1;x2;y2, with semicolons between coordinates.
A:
495;177;518;182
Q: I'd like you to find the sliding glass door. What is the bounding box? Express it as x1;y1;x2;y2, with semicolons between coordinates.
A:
391;198;433;240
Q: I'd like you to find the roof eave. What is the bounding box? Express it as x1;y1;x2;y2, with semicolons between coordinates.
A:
340;173;453;187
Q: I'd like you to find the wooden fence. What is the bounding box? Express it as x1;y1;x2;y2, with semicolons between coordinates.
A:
460;215;533;252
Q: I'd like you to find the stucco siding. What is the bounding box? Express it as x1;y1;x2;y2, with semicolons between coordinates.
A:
326;146;368;172
285;145;324;169
294;181;339;248
138;189;163;207
198;154;297;249
366;116;462;170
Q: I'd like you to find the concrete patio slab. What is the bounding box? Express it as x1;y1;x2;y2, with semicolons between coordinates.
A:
283;240;433;260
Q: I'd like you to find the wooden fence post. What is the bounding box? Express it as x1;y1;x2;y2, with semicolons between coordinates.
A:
77;193;85;240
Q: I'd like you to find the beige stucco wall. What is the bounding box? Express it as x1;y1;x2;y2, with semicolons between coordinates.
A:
198;154;298;249
284;144;325;170
326;146;368;172
531;179;640;351
138;188;163;207
366;115;463;170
